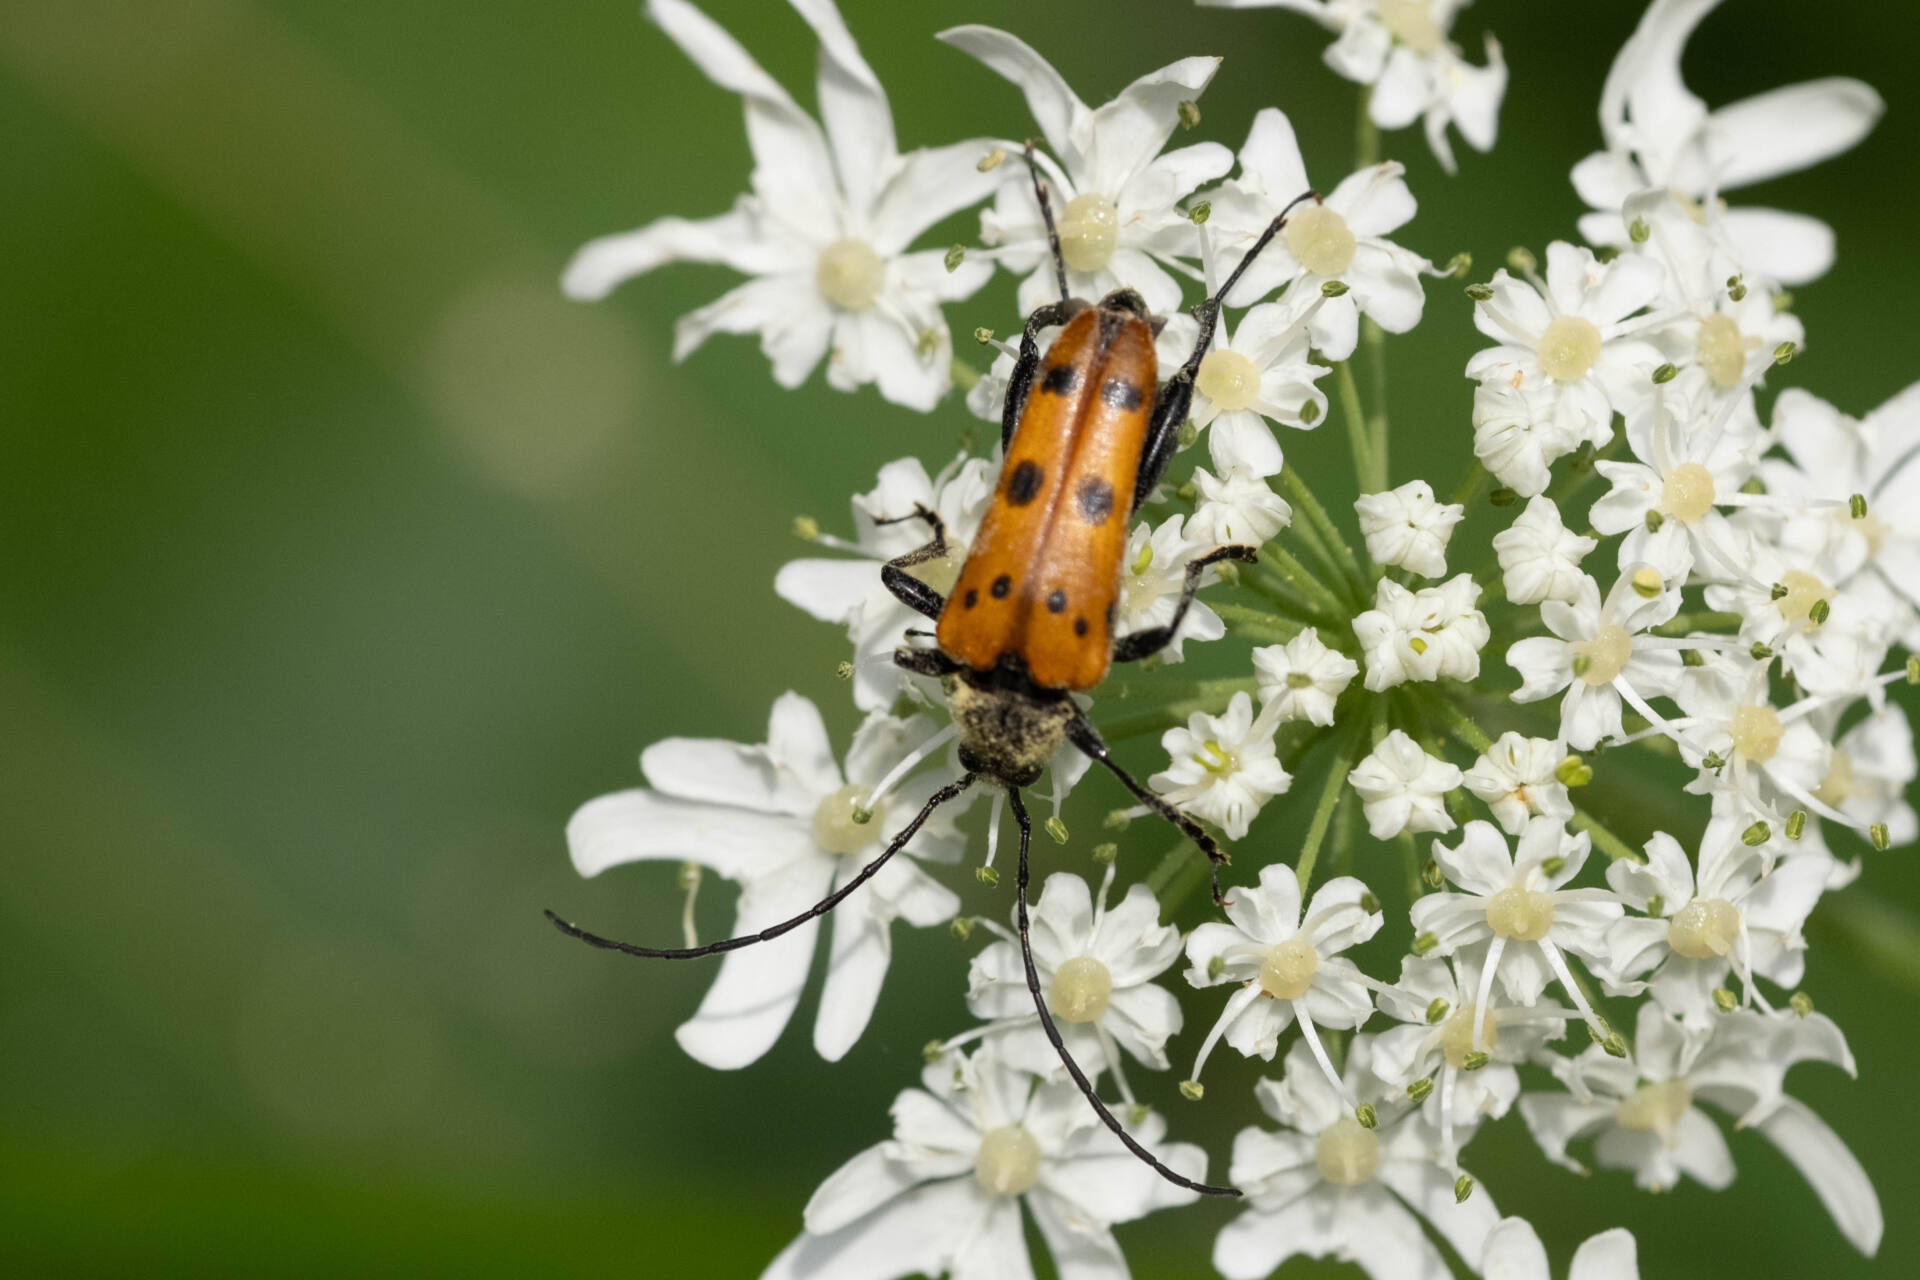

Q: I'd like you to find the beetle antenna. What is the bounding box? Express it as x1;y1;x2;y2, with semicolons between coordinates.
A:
1066;715;1236;909
1180;190;1322;370
1023;141;1071;306
545;774;977;960
1006;788;1241;1198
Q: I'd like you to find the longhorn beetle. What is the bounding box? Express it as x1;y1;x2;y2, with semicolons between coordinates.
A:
548;148;1316;1198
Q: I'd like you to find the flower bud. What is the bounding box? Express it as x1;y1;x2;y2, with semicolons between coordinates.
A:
1178;100;1201;130
1712;986;1737;1013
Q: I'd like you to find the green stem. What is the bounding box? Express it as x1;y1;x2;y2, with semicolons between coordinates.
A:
1098;677;1258;742
1336;360;1376;501
1258;544;1351;621
1280;466;1368;605
1571;810;1645;864
1448;460;1490;510
1545;435;1623;510
1244;571;1341;625
1212;601;1313;648
1297;727;1362;893
1365;322;1389;493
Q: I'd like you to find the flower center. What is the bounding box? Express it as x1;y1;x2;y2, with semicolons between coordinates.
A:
811;784;880;855
1048;954;1114;1023
1197;348;1261;412
1284;204;1357;277
1731;704;1784;764
1059;193;1119;273
1667;897;1742;959
1257;937;1320;1000
1439;1004;1499;1068
1659;462;1716;523
1194;739;1237;776
1814;748;1855;808
974;1125;1042;1196
1314;1114;1381;1187
1573;624;1633;686
1777;569;1833;626
815;238;886;312
1286;671;1316;689
1378;0;1444;55
1486;886;1555;941
1615;1079;1693;1138
1536;316;1603;382
1696;313;1747;389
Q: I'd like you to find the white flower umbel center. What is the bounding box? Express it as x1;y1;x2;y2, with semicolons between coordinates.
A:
1439;1004;1499;1068
1314;1113;1381;1187
1731;704;1784;764
1379;0;1445;56
1197;348;1261;412
815;238;886;312
1049;954;1115;1023
1284;204;1358;278
1614;1079;1693;1142
1696;314;1747;389
1659;461;1716;523
1667;898;1741;959
1536;315;1604;383
812;784;881;855
973;1124;1043;1196
1485;885;1555;941
1059;193;1119;273
1573;623;1633;686
1258;936;1320;1000
1777;569;1833;627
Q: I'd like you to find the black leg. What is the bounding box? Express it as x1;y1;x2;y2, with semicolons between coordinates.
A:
1068;716;1236;909
546;775;976;959
1001;299;1078;451
877;503;952;621
1111;545;1259;664
1134;189;1321;507
893;646;963;679
1006;788;1239;1197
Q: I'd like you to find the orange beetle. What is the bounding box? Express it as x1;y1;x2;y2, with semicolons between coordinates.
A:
550;150;1313;1199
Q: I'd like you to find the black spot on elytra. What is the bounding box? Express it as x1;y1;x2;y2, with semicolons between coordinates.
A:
1006;458;1043;505
1101;378;1144;411
1074;616;1090;637
1040;363;1079;395
963;589;978;608
1075;476;1116;524
990;574;1012;599
1047;588;1067;614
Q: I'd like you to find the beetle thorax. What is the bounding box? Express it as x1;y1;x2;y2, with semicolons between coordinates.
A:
947;672;1076;789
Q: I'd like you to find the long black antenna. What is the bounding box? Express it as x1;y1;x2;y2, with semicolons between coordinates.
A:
1185;189;1321;373
546;774;976;960
1023;141;1071;306
1068;715;1237;908
1007;788;1240;1197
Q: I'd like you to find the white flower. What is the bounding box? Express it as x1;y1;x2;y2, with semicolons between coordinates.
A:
1372;955;1569;1162
1601;817;1826;1027
1466;242;1665;451
1188;465;1294;546
1215;1035;1502;1280
965;869;1184;1081
1462;733;1573;835
1151;692;1292;839
1119;515;1228;664
1471;377;1583;498
1184;865;1382;1089
1348;730;1462;839
1808;704;1918;847
1481;1217;1639;1280
776;453;996;713
1208;108;1432;358
1495;496;1596;606
565;0;1001;410
938;26;1231;315
1670;671;1834;831
1572;0;1883;284
1505;572;1682;751
1518;1006;1880;1255
1252;628;1360;726
1176;288;1334;453
568;693;967;1068
1354;575;1489;690
764;1045;1203;1280
1356;479;1465;577
1410;818;1623;1019
1205;1;1508;174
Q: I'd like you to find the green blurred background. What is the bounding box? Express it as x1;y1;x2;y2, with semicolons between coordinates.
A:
4;0;1918;1275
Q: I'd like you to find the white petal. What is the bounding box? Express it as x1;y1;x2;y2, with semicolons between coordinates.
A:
787;0;897;213
1702;78;1883;191
1755;1096;1883;1256
869;141;1008;253
813;891;893;1062
1028;1192;1130;1280
1236;107;1310;201
563;204;790;300
802;1144;924;1235
1076;56;1223;196
1213;1194;1337;1280
1717;207;1835;286
1480;1217;1550;1280
766;1177;982;1280
675;860;835;1068
953;1194;1036;1280
567;789;811;880
1568;1228;1640;1280
673;272;834;388
773;556;878;624
936;26;1085;161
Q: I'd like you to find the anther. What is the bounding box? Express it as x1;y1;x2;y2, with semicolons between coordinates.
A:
1091;841;1117;864
945;244;966;273
1786;810;1806;840
1741;821;1771;846
1355;1103;1377;1129
1045;816;1069;845
1407;1077;1434;1103
1712;986;1737;1013
1790;991;1815;1017
1465;283;1494;302
977;147;1006;172
1628;218;1650;243
1455;1175;1475;1203
1188;200;1211;225
1871;823;1890;851
1177;100;1201;130
793;515;821;541
1652;362;1677;384
1180;1080;1205;1101
975;866;1000;886
1850;493;1868;520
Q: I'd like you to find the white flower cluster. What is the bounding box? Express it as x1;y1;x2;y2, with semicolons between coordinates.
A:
555;2;1910;1278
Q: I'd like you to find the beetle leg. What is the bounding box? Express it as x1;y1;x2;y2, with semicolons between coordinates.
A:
892;646;963;679
1002;299;1080;451
1110;544;1259;664
877;503;952;620
1066;715;1239;911
1006;787;1240;1196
